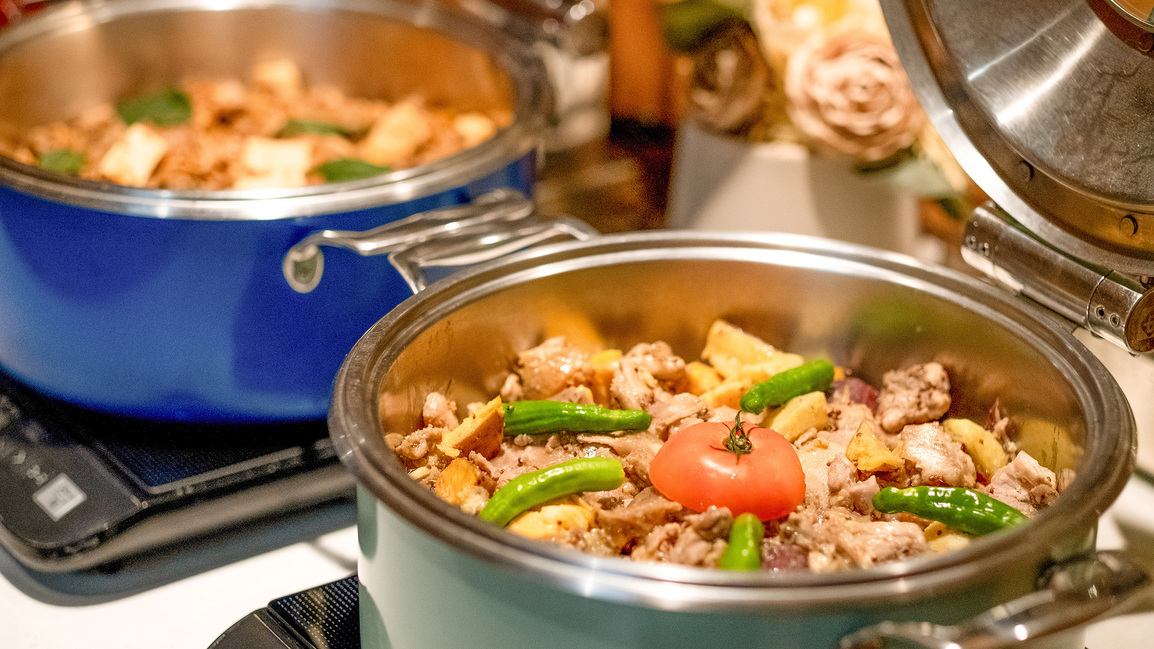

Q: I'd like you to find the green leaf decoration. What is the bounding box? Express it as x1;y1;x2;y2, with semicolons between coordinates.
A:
277;119;349;138
314;158;391;183
38;149;87;176
658;0;747;53
117;88;192;126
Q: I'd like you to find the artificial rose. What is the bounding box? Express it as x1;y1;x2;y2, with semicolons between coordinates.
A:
784;28;924;163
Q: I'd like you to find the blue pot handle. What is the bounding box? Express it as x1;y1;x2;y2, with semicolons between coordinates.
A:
838;550;1152;649
283;188;594;293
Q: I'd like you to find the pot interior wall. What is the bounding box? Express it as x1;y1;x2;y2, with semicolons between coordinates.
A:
0;0;515;135
373;247;1089;478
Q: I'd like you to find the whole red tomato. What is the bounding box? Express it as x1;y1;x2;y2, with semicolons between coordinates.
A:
649;419;805;521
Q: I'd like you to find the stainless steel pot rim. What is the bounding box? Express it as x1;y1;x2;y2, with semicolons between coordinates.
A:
330;230;1137;612
0;0;549;221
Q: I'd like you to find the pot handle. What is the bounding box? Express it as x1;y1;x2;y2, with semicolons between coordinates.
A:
386;215;598;292
282;188;539;293
837;550;1152;649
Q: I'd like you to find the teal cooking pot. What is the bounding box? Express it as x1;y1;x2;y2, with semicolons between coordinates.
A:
329;231;1150;649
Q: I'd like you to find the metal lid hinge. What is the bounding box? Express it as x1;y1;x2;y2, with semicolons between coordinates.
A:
962;203;1154;355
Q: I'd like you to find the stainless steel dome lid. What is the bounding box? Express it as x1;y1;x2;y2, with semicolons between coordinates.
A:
881;0;1154;275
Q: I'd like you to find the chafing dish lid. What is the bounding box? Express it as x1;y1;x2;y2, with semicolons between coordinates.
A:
882;0;1154;276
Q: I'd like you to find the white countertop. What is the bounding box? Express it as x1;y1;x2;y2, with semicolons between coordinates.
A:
2;478;1154;649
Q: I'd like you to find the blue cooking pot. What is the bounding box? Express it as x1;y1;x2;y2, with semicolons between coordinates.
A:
0;0;551;422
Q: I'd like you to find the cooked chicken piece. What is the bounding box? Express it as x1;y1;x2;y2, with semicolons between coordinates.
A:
900;422;976;488
97;123;169;186
592;487;682;546
632;506;732;567
826;400;880;448
876;362;951;433
646;392;709;439
786;507;929;571
515;336;592;401
986;451;1058;516
827;454;881;513
796;438;842;509
421;391;460;430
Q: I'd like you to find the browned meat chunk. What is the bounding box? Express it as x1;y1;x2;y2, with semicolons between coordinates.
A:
515;337;592;400
594;487;684;549
826;400;880;448
785;508;929;571
876;362;951;433
763;542;810;571
609;342;687;411
986;451;1058;516
421;392;459;429
580;432;664;488
900;422;976;488
632;507;732;567
624;341;687;382
646;392;710;440
516;334;595;401
795;440;841;509
395;426;445;462
827;454;881;513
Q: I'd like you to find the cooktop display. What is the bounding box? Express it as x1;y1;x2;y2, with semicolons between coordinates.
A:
0;370;354;573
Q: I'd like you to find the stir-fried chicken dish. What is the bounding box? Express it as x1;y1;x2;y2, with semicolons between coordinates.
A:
388;319;1072;572
0;59;509;189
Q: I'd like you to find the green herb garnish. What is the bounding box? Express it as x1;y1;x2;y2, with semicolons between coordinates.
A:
277;119;349;138
37;149;87;176
314;158;391;183
117;88;192;126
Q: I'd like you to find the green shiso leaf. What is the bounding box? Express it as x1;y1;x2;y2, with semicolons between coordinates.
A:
314;158;391;183
117;88;192;126
277;119;350;138
38;149;87;175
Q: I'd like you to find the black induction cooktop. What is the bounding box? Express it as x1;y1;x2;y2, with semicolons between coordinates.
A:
0;369;355;573
210;575;360;649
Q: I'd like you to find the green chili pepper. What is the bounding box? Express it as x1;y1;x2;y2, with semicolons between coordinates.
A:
719;512;764;571
479;457;625;527
37;149;86;176
739;358;835;413
872;486;1029;536
313;158;391;183
117;88;192;126
276;118;350;138
502;401;652;437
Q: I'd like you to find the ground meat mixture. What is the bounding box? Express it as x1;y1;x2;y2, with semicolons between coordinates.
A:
0;59;510;190
390;319;1070;573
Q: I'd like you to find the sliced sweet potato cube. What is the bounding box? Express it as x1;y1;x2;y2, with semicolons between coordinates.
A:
767;391;828;442
942;418;1009;477
846;420;904;473
439;396;504;459
434;457;481;506
701;319;802;380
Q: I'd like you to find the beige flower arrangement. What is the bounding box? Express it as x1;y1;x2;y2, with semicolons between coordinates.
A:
661;0;973;213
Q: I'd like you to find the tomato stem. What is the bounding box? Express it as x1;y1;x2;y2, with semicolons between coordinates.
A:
722;412;754;457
